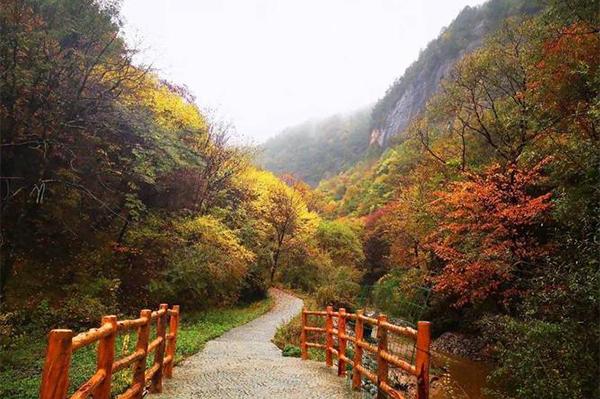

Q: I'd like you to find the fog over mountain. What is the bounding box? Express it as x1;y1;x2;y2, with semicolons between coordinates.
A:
121;0;486;142
261;0;541;186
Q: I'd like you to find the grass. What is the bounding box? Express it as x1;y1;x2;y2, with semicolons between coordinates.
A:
272;291;326;362
0;297;273;399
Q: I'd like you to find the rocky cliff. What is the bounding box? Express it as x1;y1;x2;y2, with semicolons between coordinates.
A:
370;0;541;147
260;0;542;186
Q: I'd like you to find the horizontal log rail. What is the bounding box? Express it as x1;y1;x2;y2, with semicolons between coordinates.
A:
39;304;180;399
300;305;431;399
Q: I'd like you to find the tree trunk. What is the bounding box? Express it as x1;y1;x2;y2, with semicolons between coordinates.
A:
270;247;281;285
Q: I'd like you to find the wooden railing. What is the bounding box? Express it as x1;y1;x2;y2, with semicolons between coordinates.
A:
301;306;431;399
39;304;180;399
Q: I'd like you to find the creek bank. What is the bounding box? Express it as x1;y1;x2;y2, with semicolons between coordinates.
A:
432;331;493;362
430;332;495;399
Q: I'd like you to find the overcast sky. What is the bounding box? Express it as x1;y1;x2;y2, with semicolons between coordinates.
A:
120;0;487;143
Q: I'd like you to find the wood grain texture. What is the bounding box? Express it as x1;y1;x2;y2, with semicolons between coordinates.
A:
415;321;431;399
93;315;117;399
39;329;73;399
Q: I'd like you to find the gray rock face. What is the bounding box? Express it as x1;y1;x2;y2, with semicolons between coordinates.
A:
373;38;480;147
371;1;540;147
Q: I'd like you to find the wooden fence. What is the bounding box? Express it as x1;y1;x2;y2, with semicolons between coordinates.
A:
39;304;180;399
301;306;431;399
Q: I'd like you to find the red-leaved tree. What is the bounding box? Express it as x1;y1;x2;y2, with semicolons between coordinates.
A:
427;160;554;308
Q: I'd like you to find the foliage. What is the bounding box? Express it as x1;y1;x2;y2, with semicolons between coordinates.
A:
314;265;361;311
2;1;599;397
261;108;371;186
372;268;427;324
277;239;326;292
0;0;345;340
317;4;599;397
481;316;598;399
281;344;301;357
428;161;553;308
149;215;255;308
371;0;542;146
315;220;364;269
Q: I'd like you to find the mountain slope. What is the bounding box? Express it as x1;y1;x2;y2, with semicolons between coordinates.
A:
259;108;371;186
370;0;542;146
261;0;542;187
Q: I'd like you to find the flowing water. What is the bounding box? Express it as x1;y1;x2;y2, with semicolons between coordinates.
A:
431;350;493;399
362;308;493;399
381;328;492;399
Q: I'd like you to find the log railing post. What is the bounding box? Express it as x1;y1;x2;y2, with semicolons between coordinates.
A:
325;305;334;367
352;310;364;390
93;315;117;399
416;321;431;399
150;303;168;393
376;314;388;399
337;308;347;376
40;329;74;399
133;309;151;398
165;304;180;378
300;308;308;360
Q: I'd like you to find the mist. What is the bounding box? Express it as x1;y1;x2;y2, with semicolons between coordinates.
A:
121;0;486;143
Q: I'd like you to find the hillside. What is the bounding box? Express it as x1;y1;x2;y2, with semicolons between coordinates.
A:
2;1;598;398
260;0;540;186
260;108;371;186
261;0;542;186
370;0;542;146
318;2;599;396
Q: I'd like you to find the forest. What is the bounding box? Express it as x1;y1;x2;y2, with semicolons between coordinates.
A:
0;1;364;396
1;0;599;398
316;1;599;397
260;108;372;186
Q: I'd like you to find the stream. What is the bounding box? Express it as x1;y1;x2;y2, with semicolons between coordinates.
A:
360;310;494;399
431;350;493;399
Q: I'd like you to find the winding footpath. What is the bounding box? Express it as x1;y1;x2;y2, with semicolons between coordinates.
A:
156;289;361;398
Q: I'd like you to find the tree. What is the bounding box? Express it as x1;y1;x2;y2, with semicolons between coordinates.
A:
415;19;555;167
148;215;254;308
263;183;304;284
315;220;364;269
193;115;252;214
427;160;553;308
0;0;148;299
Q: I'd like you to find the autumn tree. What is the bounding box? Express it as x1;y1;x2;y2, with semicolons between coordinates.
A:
0;0;256;316
263;182;306;283
427;160;553;308
0;0;149;299
415;19;557;169
193;115;252;214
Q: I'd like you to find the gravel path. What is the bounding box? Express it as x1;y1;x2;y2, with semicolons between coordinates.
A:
155;288;361;398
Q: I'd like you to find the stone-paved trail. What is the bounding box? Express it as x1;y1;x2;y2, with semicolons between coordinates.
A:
156;288;361;398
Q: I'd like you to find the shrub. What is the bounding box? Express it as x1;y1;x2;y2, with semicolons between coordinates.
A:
150;215;254;309
482;316;599;399
315;265;361;310
372;268;428;324
278;240;324;292
282;344;301;357
315;220;365;268
53;294;115;330
238;264;269;303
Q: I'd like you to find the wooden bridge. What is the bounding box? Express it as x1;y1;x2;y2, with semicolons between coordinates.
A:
38;293;431;399
301;306;431;399
39;304;180;399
